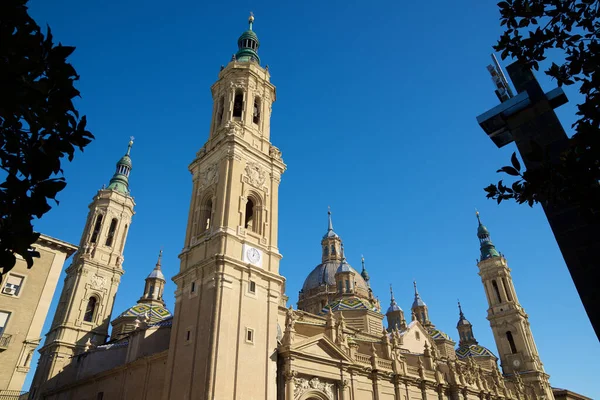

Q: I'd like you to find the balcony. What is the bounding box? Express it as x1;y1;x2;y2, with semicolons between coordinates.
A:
0;334;12;350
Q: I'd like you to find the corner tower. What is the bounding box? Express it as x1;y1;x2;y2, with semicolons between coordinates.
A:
162;15;286;400
475;212;554;399
30;139;136;397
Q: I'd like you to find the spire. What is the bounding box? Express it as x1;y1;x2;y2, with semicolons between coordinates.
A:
456;300;478;346
386;284;402;314
324;206;339;239
360;255;370;283
412;281;426;308
147;249;165;281
475;210;500;260
107;137;134;195
235;13;261;64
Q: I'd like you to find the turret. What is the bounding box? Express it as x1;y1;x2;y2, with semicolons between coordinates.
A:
411;281;431;328
386;285;406;331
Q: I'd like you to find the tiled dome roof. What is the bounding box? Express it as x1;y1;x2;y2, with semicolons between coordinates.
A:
456;344;497;359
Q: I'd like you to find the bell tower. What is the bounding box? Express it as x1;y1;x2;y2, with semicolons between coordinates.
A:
162;15;286;400
30;139;136;397
475;212;554;399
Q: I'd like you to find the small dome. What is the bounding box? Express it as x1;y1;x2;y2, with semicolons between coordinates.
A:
117;154;132;169
456;344;497;359
238;30;259;46
302;261;369;293
323;230;339;239
336;261;352;274
477;223;490;237
412;296;426;308
387;303;402;314
147;268;165;281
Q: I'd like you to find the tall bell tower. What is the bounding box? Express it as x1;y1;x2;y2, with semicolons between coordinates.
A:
162;15;286;400
30;139;136;397
475;212;554;399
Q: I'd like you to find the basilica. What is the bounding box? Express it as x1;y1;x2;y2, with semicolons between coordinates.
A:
26;15;586;400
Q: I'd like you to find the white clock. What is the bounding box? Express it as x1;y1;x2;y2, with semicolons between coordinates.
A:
512;359;521;368
243;244;262;267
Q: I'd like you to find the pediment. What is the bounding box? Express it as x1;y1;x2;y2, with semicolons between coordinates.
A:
291;334;353;362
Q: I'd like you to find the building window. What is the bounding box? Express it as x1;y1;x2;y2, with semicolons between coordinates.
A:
105;218;118;247
331;245;336;255
337;281;342;293
249;280;256;293
323;246;329;257
0;311;11;336
492;280;502;303
90;214;104;243
233;90;244;118
119;224;128;253
199;198;213;234
217;96;225;126
191;282;196;293
245;198;255;231
502;278;512;301
2;274;24;296
253;97;261;124
186;330;191;341
246;328;254;343
415;331;420;340
345;280;350;293
148;285;155;299
84;297;97;323
506;331;517;354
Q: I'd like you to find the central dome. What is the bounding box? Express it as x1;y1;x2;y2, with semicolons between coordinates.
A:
302;260;370;293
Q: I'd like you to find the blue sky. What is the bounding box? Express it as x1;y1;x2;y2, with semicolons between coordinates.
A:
24;0;598;396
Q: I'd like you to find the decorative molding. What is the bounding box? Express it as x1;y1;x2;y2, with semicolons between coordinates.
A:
244;162;266;188
90;274;106;290
293;377;334;400
269;145;282;160
200;163;219;188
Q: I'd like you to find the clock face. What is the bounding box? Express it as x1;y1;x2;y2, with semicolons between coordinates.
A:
512;359;521;368
247;247;261;264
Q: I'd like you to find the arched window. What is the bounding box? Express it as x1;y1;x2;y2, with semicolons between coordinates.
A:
217;97;225;126
90;214;104;243
492;280;502;303
244;195;261;234
502;278;512;301
233;90;244;119
105;218;118;247
149;285;155;299
323;246;329;257
119;224;128;252
199;198;213;234
337;281;343;293
84;297;97;322
331;245;336;255
506;331;517;353
253;97;261;124
245;198;254;230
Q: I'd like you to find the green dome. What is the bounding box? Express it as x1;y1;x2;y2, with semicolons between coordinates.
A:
234;14;261;64
107;139;134;195
118;154;132;168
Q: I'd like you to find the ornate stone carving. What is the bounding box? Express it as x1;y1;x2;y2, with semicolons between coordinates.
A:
269;145;282;160
201;163;219;187
244;162;266;188
90;274;106;290
224;121;243;138
293;377;334;399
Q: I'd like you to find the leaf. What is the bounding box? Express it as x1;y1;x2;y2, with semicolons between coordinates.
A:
511;152;521;172
497;166;521;176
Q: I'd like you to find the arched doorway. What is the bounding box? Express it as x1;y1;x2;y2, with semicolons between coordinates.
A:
298;390;331;400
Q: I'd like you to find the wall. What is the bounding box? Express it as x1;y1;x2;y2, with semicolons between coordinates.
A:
0;236;76;391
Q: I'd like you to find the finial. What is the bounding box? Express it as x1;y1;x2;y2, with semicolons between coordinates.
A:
127;136;135;156
413;280;418;296
341;243;346;261
390;284;395;302
475;208;482;225
458;299;464;318
156;249;163;270
361;255;365;269
248;12;254;30
327;206;334;232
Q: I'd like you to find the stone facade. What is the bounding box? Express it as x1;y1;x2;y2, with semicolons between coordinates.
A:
0;235;77;392
26;15;589;400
